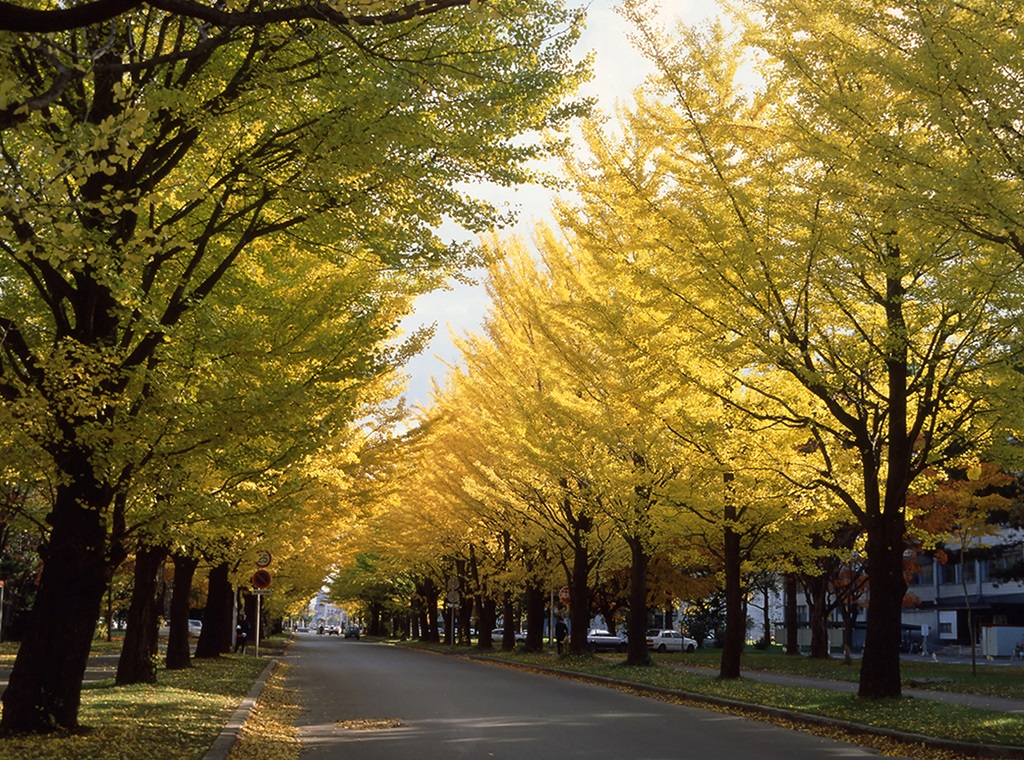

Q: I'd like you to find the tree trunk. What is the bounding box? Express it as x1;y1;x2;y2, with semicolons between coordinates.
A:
626;537;650;665
568;538;590;654
857;261;911;700
523;582;546;652
116;544;168;685
720;500;744;679
858;516;907;699
476;597;497;650
165;553;199;670
0;480;121;731
784;574;800;655
420;577;440;643
501;591;516;651
195;562;233;658
804;573;832;659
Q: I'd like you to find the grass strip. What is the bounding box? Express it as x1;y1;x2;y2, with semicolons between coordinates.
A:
471;648;1024;753
0;654;269;760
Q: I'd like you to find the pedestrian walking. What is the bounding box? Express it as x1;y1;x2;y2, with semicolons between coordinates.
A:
556;616;568;654
235;613;251;654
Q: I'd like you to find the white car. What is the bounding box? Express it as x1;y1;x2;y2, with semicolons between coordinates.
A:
586;629;627;652
188;619;203;637
646;629;696;653
491;628;527;643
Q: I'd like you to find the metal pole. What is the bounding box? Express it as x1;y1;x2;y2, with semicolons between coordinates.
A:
256;593;262;658
0;580;5;643
549;588;554;647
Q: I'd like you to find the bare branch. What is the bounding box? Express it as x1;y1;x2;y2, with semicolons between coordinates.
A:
0;0;474;33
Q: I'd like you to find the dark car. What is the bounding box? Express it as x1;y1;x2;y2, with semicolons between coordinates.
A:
344;626;361;639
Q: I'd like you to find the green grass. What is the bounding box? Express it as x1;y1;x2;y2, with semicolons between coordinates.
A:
0;636;288;760
471;646;1024;753
676;646;1024;700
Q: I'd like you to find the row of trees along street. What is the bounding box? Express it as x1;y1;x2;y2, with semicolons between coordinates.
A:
333;0;1024;705
3;0;1024;737
0;0;587;733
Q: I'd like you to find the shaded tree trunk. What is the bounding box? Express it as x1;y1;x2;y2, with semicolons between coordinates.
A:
858;514;907;699
784;574;800;655
626;536;650;665
165;553;199;670
500;531;516;651
803;573;832;659
568;538;590;654
116;544;168;685
419;577;440;643
720;475;744;679
500;591;516;651
761;585;771;645
0;479;126;731
195;562;233;658
476;597;497;650
523;582;546;652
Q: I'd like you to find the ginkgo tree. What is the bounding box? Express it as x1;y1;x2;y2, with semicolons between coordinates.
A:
0;0;587;732
588;0;1024;700
550;121;843;677
443;245;623;654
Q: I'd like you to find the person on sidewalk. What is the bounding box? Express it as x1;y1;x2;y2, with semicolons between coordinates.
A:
235;613;251;654
556;616;569;654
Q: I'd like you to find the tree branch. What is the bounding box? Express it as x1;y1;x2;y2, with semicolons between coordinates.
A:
0;0;474;33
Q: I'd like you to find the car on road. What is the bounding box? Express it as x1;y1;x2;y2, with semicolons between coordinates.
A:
188;619;203;637
344;626;361;639
586;628;626;653
491;628;528;643
645;629;696;653
327;625;341;635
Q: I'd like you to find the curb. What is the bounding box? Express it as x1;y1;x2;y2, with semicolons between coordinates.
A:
468;655;1024;760
201;658;277;760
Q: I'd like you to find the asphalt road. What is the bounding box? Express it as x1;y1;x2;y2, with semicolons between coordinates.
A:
286;634;916;760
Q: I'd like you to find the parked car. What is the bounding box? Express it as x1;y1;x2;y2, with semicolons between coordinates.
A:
188;619;203;637
296;625;310;633
344;626;361;639
327;625;341;636
586;628;626;653
491;628;528;643
645;629;696;653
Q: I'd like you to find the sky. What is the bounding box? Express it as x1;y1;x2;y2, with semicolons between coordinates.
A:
399;0;722;410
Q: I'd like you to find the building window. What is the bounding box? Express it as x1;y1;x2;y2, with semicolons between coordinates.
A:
912;556;933;586
961;561;975;584
940;562;958;585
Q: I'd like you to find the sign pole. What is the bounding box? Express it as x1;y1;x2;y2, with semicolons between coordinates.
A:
549;588;554;647
255;593;261;658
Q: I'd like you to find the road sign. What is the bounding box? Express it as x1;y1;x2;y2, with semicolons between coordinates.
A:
251;588;272;595
252;569;272;589
558;586;570;604
255;550;272;568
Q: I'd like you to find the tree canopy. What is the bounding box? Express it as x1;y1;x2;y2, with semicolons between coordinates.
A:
0;0;587;731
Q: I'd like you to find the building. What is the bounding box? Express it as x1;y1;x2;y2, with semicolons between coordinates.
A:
904;530;1024;656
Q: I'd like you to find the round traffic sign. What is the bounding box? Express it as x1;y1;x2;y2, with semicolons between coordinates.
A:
558;586;570;604
255;550;272;568
252;569;272;589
